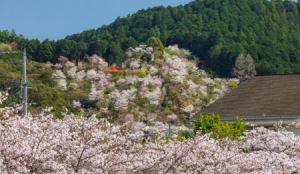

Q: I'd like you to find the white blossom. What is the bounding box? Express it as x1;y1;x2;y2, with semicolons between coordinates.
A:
166;56;188;83
168;45;180;52
0;91;8;104
149;66;159;75
181;104;194;113
95;72;111;88
109;89;137;110
129;59;141;69
53;70;66;79
0;108;299;173
86;69;98;80
143;87;162;105
125;75;139;85
89;83;103;100
66;67;77;79
57;79;67;90
72;100;81;108
142;76;163;87
202;77;214;85
167;114;178;122
63;61;75;69
76;70;86;81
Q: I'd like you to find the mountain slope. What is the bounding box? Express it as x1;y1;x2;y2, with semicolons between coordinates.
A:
1;0;300;76
0;42;237;122
51;44;237;123
65;0;300;76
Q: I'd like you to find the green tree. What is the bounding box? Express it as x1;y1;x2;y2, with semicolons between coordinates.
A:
38;39;55;62
233;54;256;81
107;42;123;64
147;37;164;58
2;0;300;76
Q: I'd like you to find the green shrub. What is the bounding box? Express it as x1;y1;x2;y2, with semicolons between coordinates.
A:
228;80;238;90
164;48;177;56
29;83;70;118
193;114;245;140
111;75;121;82
176;130;193;141
136;68;148;78
211;119;245;139
147;37;164;52
214;81;223;89
231;118;246;137
193;113;221;134
37;71;56;87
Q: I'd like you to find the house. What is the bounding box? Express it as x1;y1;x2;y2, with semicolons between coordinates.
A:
202;75;300;121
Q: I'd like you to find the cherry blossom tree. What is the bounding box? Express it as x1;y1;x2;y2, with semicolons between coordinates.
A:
0;106;299;173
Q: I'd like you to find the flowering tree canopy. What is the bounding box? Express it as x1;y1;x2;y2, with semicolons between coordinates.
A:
50;45;238;123
0;107;299;174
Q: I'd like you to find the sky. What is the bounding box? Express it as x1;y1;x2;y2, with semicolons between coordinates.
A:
0;0;193;40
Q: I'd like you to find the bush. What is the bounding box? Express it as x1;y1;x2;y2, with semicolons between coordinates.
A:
164;48;177;56
214;81;223;89
193;114;245;139
0;43;12;51
176;129;193;141
211;118;245;139
193;113;221;134
228;80;238;90
136;68;148;78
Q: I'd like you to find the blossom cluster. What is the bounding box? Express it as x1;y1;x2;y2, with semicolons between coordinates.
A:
0;109;299;174
51;45;237;123
165;56;189;83
108;88;137;110
0;91;8;104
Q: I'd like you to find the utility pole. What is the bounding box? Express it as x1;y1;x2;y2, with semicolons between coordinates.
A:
21;48;28;118
0;49;28;117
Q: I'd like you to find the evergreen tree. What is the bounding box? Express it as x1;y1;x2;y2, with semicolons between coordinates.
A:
1;0;300;77
233;54;256;81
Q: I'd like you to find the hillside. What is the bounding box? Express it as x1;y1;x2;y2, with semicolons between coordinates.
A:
0;42;238;123
67;0;300;76
0;51;70;116
0;0;300;76
50;43;238;123
1;0;300;77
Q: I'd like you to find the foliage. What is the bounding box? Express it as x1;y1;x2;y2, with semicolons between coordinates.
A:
135;68;148;78
176;129;193;141
193;113;221;134
193;114;245;139
46;44;235;123
0;41;236;122
228;79;238;90
0;108;299;173
233;54;257;81
1;0;300;76
0;54;70;117
211;118;245;139
147;37;164;51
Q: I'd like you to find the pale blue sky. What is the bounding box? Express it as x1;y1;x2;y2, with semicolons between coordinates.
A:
0;0;192;40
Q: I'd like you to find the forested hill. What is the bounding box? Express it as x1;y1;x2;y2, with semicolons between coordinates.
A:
1;0;300;76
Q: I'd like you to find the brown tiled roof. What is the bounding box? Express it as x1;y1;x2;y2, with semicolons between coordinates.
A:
202;75;300;119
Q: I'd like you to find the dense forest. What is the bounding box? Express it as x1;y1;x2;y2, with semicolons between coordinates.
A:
1;0;300;76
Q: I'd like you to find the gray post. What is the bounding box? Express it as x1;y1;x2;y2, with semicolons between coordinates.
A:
168;123;172;136
22;48;28;118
